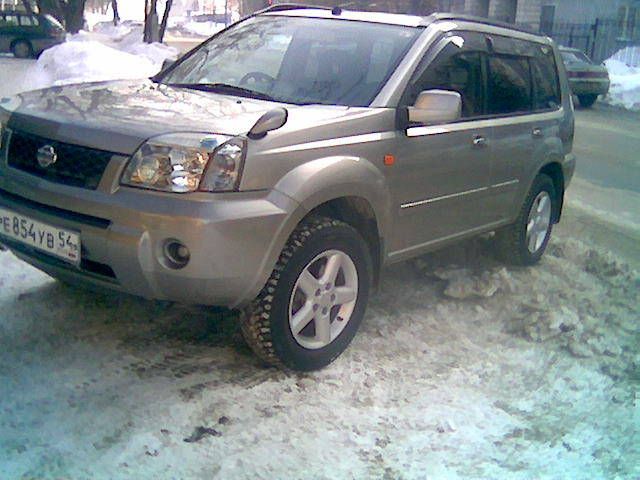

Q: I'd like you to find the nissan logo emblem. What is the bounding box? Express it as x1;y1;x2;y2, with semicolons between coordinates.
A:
37;144;57;168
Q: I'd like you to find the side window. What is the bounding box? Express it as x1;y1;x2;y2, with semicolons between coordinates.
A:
486;55;532;115
0;14;20;27
20;15;40;26
531;47;560;111
406;33;486;119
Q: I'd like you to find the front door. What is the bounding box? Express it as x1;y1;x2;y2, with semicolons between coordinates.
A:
387;31;495;258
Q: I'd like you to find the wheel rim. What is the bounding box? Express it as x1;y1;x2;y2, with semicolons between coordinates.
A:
288;249;358;350
526;191;552;253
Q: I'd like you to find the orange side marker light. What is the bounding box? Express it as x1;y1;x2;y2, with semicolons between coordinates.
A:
384;154;395;166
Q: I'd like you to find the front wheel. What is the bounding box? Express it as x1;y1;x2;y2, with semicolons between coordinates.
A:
494;174;556;266
240;217;372;371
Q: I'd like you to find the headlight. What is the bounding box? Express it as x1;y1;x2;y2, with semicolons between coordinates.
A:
121;133;246;193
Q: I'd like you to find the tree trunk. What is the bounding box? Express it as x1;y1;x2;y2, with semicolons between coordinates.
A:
158;0;172;42
144;0;160;43
22;0;35;15
63;0;86;33
112;0;120;25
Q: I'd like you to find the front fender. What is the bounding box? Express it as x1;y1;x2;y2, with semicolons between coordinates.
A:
274;155;392;239
232;155;392;308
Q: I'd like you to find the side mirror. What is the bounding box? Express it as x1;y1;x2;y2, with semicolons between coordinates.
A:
162;58;177;71
248;107;288;139
408;90;462;125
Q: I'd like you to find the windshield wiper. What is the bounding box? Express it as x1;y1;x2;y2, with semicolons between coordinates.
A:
167;83;277;102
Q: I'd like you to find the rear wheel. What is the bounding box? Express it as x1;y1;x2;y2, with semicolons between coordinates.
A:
11;40;34;59
578;94;598;108
240;216;372;371
494;174;556;266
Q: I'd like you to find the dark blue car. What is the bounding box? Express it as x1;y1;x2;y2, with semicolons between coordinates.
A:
0;10;65;58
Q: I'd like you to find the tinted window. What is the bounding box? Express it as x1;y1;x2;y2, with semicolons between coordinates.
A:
561;50;592;64
531;48;560;110
487;55;532;115
406;33;486;118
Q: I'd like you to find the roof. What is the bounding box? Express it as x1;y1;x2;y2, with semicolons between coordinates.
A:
259;4;545;38
261;5;426;27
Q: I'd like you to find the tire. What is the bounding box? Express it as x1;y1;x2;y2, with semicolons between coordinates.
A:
494;174;556;266
578;94;598;108
240;216;372;371
11;40;34;59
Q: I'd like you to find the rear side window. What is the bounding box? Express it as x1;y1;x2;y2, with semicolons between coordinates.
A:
0;14;19;27
486;55;532;115
531;48;561;110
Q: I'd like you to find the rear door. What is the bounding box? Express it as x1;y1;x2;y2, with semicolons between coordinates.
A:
388;31;495;258
485;37;563;222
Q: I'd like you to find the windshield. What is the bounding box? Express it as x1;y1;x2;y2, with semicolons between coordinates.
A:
159;15;421;107
44;14;65;30
561;50;593;64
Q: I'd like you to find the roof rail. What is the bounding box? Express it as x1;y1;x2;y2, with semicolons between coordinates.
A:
427;12;539;35
256;3;331;15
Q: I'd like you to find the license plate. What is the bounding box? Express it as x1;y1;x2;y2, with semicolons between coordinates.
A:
0;207;81;265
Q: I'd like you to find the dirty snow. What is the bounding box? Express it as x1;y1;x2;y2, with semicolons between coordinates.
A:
1;227;638;479
21;25;177;92
604;47;640;110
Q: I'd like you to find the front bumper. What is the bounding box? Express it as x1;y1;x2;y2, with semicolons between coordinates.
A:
0;159;297;307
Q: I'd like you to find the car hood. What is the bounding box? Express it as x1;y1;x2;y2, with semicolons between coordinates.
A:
1;80;360;155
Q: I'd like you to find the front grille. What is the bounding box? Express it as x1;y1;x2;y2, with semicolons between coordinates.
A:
7;131;115;190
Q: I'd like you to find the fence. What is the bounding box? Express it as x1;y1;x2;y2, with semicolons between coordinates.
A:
542;18;639;64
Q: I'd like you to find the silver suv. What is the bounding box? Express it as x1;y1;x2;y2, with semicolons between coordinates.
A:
0;7;575;370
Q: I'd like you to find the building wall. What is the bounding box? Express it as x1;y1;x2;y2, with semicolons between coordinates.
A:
540;0;640;24
437;0;541;28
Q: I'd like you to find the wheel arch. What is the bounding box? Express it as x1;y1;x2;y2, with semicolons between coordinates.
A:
233;156;392;307
538;161;565;223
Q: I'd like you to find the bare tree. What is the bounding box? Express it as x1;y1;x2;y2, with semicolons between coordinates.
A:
158;0;173;42
112;0;120;25
36;0;87;33
144;0;173;43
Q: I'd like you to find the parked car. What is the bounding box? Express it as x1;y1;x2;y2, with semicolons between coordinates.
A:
560;47;610;108
0;7;575;370
0;10;65;58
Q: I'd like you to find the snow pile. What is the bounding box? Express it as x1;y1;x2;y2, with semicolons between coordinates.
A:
415;236;640;381
603;46;640;110
23;26;177;92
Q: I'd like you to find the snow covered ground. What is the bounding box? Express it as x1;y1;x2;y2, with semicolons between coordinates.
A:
0;225;638;479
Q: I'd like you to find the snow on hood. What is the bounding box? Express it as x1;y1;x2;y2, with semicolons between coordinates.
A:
1;80;362;155
2;80;283;154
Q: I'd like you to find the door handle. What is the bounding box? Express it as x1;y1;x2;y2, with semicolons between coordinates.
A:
473;135;487;147
532;127;543;138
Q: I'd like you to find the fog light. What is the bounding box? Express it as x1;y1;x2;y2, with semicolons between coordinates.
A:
163;240;190;269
